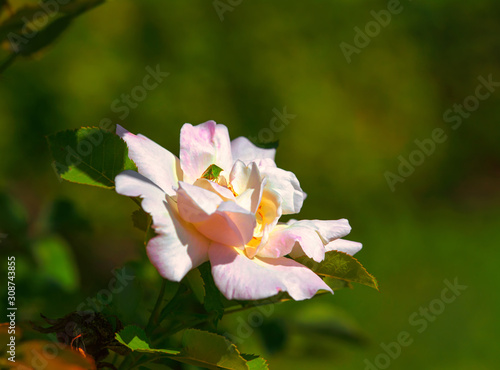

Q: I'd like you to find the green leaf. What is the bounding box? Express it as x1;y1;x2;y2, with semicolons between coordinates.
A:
0;6;45;42
32;236;79;292
0;0;103;49
242;354;269;370
116;325;180;355
175;329;248;370
47;127;137;189
16;14;74;56
199;262;225;323
201;164;224;181
294;251;379;290
185;268;205;304
323;276;354;291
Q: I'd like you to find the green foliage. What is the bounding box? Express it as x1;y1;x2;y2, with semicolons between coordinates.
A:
242;354;269;370
116;326;264;370
2;0;500;368
0;0;104;72
116;325;180;355
16;14;74;57
323;276;353;291
176;329;248;370
185;267;206;304
31;235;79;292
47;127;137;189
294;251;379;291
199;262;225;324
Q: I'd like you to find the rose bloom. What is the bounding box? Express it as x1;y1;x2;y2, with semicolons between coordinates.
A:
115;121;361;300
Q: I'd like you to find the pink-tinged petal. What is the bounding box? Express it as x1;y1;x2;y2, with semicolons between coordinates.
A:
230;161;265;213
176;182;222;223
288;219;352;243
147;205;210;282
259;167;305;215
115;170;170;229
257;256;332;300
231;136;276;165
176;182;256;246
115;170;209;281
254;157;277;168
116;125;181;196
259;223;325;262
260;219;352;262
195;202;256;247
325;239;362;256
229;161;261;195
192;178;235;201
210;244;285;300
180;121;233;184
210;244;332;301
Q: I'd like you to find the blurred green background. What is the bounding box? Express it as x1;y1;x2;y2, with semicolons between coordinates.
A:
1;0;500;369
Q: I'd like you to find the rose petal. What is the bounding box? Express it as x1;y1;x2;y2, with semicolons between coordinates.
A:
195;201;256;247
147;206;210;282
259;223;325;262
209;244;332;300
115;170;209;281
244;187;282;258
255;157;277;168
259;167;305;215
325;238;362;256
230;161;265;213
115;170;170;228
288;219;352;244
193;178;235;201
180;121;233;184
116;125;181;196
176;182;256;246
230;161;261;195
176;182;223;223
259;219;352;262
231;136;276;165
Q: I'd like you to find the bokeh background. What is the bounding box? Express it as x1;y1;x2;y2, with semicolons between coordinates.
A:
1;0;500;369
